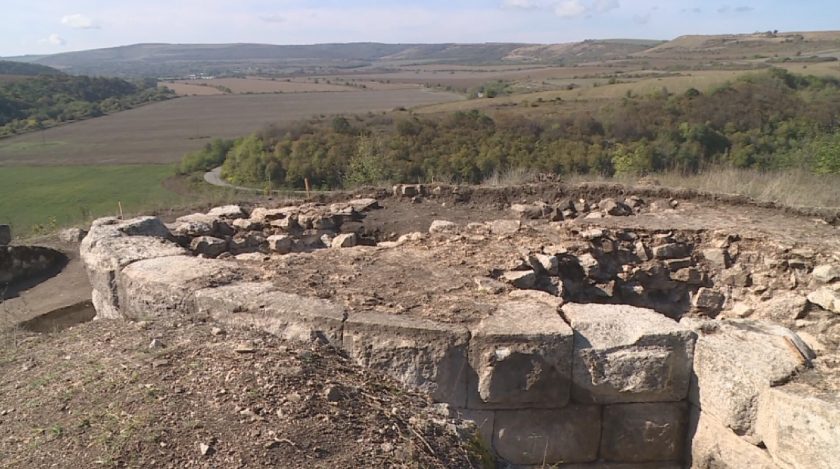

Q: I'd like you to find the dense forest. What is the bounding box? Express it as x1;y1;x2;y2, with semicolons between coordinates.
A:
0;74;172;136
0;60;59;76
179;68;840;190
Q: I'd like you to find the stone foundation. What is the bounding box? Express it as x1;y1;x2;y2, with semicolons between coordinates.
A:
80;209;840;469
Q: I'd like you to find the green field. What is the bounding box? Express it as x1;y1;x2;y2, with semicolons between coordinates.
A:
0;140;69;153
0;164;183;234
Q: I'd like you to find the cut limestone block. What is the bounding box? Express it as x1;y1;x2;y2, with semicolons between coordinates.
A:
469;301;573;408
687;406;781;469
343;312;469;407
563;303;696;404
119;256;250;320
494;406;601;465
600;402;687;463
195;282;346;346
687;319;815;444
80;217;186;319
756;383;840;469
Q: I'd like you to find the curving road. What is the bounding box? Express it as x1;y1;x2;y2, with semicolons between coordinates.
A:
204;167;262;192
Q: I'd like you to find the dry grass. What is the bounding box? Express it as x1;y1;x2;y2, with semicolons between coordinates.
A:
567;167;840;209
170;77;354;94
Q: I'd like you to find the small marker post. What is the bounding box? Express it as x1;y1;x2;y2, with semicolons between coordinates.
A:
304;178;311;199
118;201;124;220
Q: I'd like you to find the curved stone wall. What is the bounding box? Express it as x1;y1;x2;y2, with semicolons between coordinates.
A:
80;209;840;469
0;245;68;289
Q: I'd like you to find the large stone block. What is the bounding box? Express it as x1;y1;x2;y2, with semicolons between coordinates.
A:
80;218;187;319
195;282;346;346
688;406;781;469
687;319;815;443
119;256;249;319
493;406;601;465
600;402;687;463
563;303;696;404
343;312;469;407
469;301;573;408
756;383;840;469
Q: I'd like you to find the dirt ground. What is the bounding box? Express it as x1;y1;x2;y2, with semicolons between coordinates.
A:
0;89;463;166
0;320;478;469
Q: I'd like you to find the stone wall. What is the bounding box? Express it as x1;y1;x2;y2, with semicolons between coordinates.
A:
80;212;840;469
0;245;67;287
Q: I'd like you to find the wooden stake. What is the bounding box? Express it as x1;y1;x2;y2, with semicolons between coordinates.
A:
118;201;124;220
304;178;311;199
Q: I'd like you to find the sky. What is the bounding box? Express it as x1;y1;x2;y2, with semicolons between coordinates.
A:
1;0;838;57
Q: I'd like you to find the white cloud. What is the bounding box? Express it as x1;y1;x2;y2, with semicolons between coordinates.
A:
554;0;587;18
41;33;67;46
735;6;754;12
592;0;620;14
633;13;650;24
259;13;285;23
552;0;622;19
501;0;540;9
61;13;100;29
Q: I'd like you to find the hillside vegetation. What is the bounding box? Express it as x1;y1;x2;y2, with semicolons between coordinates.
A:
0;60;59;76
0;74;172;136
181;68;840;190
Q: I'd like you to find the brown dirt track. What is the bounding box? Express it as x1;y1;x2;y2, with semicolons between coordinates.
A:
0;89;463;166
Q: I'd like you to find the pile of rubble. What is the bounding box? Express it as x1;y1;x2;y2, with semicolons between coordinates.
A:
166;199;381;259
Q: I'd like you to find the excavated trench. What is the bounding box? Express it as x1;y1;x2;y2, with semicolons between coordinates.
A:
78;185;840;469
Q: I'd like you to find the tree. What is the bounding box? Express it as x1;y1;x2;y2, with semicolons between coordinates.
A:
331;116;352;134
684;87;701;98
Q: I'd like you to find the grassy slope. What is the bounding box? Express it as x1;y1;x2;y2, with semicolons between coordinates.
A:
0;164;182;233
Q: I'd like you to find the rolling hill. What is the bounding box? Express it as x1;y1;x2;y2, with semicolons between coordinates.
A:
3;31;838;77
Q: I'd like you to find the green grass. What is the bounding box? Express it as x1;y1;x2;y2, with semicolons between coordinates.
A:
0;164;183;234
0;140;69;153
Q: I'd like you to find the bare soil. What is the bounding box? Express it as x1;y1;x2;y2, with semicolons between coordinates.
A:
0;320;478;469
0;90;463;166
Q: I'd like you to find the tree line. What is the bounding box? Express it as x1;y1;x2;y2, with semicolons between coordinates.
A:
0;74;172;136
179;68;840;189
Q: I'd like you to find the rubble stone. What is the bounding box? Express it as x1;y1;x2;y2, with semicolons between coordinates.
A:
488;219;520;236
207;205;247;219
807;286;840;313
812;264;840;283
190;236;227;257
429;220;459;234
267;235;294;254
331;233;359;249
702;248;731;269
503;270;536;289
